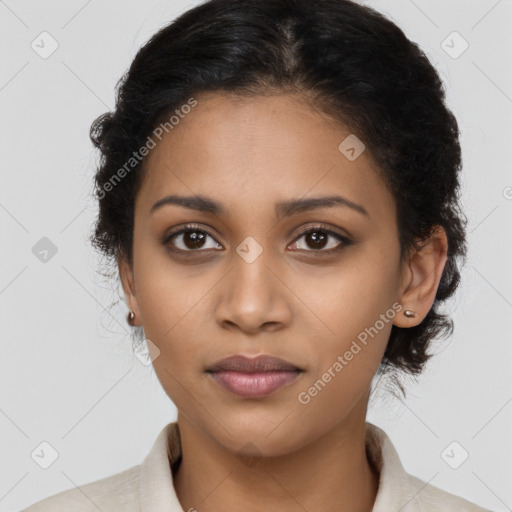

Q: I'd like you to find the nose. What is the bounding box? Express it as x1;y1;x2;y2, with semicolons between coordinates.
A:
214;245;292;334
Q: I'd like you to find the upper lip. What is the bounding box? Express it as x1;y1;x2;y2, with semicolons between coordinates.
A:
206;354;302;373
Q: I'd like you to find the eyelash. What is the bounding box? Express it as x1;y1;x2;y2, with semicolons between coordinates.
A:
163;223;353;256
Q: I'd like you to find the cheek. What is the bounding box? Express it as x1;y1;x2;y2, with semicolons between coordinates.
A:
292;249;397;344
290;249;398;393
295;296;395;427
133;241;211;341
133;266;221;378
137;276;211;367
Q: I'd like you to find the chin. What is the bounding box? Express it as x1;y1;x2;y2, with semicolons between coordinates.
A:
209;410;309;458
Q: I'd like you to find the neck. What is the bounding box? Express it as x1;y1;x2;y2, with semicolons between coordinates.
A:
173;412;380;512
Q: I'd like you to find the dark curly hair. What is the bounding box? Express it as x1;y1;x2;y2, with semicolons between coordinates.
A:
88;0;468;400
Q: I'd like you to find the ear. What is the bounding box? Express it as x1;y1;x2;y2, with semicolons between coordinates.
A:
394;225;449;327
118;253;141;326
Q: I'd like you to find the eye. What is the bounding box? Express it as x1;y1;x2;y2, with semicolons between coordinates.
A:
163;223;352;255
289;225;352;253
164;224;222;252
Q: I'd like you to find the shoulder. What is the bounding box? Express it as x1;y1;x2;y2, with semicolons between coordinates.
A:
20;465;141;512
364;422;493;512
407;473;492;511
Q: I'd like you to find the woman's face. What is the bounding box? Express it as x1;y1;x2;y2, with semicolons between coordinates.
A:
120;91;409;456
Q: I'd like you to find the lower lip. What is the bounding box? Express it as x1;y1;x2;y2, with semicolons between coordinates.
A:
208;370;302;398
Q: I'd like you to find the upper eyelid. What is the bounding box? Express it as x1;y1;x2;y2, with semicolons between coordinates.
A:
294;225;348;238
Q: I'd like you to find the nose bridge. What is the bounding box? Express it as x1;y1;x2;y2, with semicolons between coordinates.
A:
215;234;289;330
231;234;276;302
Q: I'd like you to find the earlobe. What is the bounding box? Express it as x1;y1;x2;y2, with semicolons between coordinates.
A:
394;226;449;327
118;254;141;326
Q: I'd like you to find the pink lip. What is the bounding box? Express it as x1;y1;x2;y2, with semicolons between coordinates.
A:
206;354;302;373
209;370;302;398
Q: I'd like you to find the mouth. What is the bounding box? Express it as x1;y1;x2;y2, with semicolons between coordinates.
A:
206;354;304;399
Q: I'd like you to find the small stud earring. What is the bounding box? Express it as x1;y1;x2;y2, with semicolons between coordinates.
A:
404;310;416;318
128;310;136;325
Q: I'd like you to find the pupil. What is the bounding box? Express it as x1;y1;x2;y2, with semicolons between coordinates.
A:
185;231;205;249
307;231;327;249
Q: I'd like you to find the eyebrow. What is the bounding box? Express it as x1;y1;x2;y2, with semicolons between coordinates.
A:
150;194;370;218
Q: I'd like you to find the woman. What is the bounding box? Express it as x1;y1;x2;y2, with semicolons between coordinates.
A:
22;0;492;510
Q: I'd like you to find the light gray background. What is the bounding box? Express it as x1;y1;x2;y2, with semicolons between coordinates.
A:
1;1;510;511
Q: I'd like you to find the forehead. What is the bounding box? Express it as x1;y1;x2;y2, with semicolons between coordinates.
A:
137;92;396;223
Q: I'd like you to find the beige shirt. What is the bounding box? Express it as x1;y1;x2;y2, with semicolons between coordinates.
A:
22;421;491;512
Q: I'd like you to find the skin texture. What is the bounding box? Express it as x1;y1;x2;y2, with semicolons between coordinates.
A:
119;91;448;512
